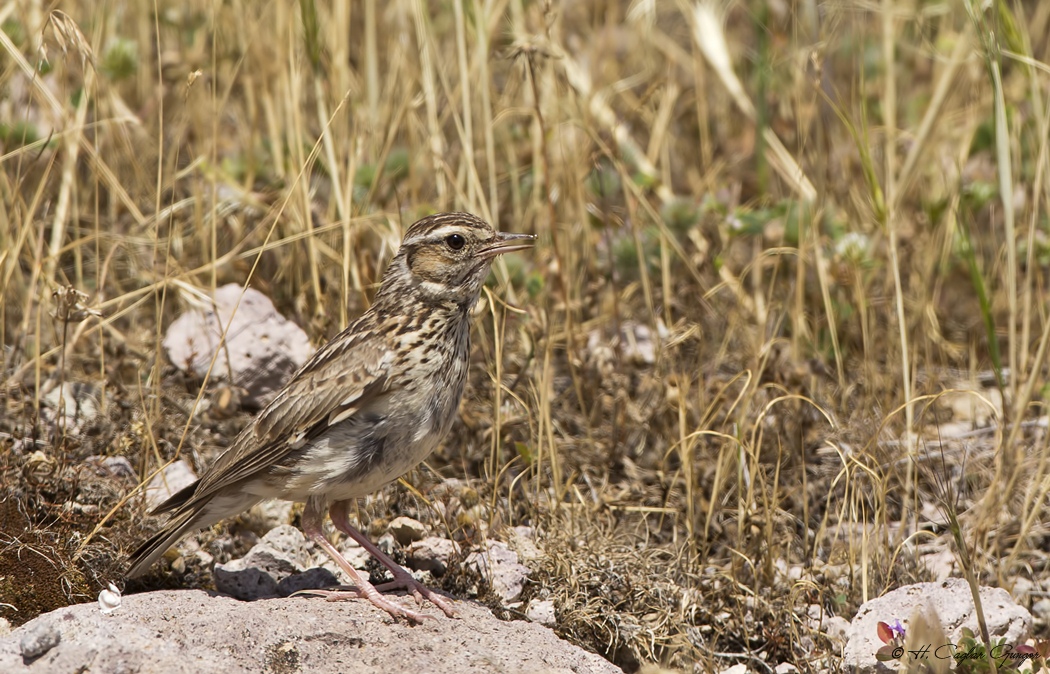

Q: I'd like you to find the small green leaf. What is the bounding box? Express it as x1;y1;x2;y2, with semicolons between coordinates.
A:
515;442;534;464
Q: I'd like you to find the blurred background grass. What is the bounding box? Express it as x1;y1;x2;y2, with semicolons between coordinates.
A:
3;0;1050;671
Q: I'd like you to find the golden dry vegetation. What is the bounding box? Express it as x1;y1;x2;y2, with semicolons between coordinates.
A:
3;0;1050;671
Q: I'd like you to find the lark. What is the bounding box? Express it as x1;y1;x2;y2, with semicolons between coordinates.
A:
127;212;534;622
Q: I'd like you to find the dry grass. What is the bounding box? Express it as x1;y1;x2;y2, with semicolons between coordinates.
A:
3;0;1050;671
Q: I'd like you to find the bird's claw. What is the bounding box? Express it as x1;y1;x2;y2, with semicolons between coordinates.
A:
373;570;458;618
294;586;434;623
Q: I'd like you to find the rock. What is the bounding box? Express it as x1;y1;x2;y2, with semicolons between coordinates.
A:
822;616;850;644
805;603;850;647
336;538;372;570
214;525;312;600
101;456;134;478
163;284;314;408
506;526;543;563
172;537;214;574
467;541;530;603
276;567;340;596
586;321;662;367
1033;598;1050;623
526;599;556;627
406;537;459;575
253;524;313;566
252;500;295;530
388;517;427;545
214;563;281;601
81;455;135;479
40;382;100;435
18;622;59;662
843;578;1032;674
920;548;956;582
144;460;197;510
0;590;621;674
316;538;372;580
1010;576;1034;602
376;532;397;556
215;525;353;600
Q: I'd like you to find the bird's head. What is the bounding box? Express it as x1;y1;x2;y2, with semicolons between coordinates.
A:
378;212;534;308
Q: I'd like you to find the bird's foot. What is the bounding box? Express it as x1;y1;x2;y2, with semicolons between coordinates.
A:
293;585;434;623
373;568;457;618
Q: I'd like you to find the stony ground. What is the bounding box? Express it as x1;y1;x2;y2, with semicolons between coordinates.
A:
0;590;621;674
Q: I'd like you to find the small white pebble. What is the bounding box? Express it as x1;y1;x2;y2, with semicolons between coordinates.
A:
98;583;121;614
526;599;557;627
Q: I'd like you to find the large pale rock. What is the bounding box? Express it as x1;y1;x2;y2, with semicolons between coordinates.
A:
163;284;314;407
843;578;1032;674
0;590;622;673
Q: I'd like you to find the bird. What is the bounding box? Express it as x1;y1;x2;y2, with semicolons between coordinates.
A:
126;212;534;622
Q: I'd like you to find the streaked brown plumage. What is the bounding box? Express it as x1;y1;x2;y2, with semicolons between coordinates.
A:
127;212;533;622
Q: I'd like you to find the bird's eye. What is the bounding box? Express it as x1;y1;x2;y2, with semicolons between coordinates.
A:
445;233;466;250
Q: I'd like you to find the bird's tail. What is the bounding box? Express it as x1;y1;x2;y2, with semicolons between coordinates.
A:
125;508;207;578
126;487;266;578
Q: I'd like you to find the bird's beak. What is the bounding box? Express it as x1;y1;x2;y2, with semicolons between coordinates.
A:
477;231;535;259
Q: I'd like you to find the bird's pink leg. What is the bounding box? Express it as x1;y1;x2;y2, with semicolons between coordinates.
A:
296;496;431;623
329;499;457;618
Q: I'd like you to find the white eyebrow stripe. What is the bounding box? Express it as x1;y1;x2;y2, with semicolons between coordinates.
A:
414;225;492;247
404;225;460;246
427;224;471;239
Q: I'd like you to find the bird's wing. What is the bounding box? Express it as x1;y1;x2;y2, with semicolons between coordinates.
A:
169;322;392;512
253;326;392;446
